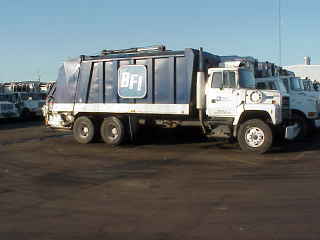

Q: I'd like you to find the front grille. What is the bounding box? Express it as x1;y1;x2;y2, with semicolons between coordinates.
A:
282;96;290;108
0;104;14;112
282;96;290;120
282;109;290;120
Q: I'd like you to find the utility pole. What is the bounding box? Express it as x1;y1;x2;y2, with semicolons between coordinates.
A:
278;0;282;67
37;70;41;82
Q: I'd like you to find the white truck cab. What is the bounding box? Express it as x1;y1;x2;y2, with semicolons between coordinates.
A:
0;94;20;120
256;76;320;138
282;76;320;130
202;61;297;153
206;68;286;125
12;92;46;119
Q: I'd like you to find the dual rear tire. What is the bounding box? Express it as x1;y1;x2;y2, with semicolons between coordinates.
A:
73;116;126;146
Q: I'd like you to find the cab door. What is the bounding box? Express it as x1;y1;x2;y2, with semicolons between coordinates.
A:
206;70;241;118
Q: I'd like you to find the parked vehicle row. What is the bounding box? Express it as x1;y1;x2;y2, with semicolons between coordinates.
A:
43;45;301;154
0;95;20;120
0;92;46;120
256;76;320;139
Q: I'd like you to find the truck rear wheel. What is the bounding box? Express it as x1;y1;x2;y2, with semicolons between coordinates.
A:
237;119;273;154
100;117;125;146
73;116;96;144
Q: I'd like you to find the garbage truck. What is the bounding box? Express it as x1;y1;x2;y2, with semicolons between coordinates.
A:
43;45;298;153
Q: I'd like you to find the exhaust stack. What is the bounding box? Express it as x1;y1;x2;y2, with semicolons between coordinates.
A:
196;47;206;110
304;56;311;65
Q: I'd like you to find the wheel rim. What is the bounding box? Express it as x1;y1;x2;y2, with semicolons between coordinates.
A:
106;124;119;141
79;124;89;138
245;127;265;148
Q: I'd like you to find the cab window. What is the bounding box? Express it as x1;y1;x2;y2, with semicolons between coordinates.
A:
211;72;223;88
256;82;267;89
290;78;303;91
268;82;277;90
226;71;236;88
282;78;289;91
211;71;236;88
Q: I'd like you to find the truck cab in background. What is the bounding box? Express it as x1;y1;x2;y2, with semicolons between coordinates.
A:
302;78;320;100
0;94;20;120
256;76;320;138
11;92;46;119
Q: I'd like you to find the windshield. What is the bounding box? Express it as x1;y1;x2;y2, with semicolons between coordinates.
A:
290;77;303;91
239;69;255;89
0;95;13;102
278;80;288;93
19;93;44;101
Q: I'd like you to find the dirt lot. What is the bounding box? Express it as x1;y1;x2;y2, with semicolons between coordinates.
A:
1;120;320;240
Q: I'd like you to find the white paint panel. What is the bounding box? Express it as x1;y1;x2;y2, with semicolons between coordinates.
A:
52;103;74;112
53;103;189;115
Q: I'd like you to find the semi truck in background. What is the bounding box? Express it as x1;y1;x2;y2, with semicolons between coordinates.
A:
43;45;298;153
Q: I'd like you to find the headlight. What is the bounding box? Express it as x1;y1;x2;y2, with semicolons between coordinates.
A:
250;90;263;103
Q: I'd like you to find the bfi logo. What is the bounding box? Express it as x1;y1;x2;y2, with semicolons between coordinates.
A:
120;72;143;91
118;65;147;99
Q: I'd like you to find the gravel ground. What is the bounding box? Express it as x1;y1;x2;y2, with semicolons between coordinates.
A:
1;120;320;240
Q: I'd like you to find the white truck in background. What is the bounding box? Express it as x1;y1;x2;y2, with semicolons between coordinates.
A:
0;92;46;120
12;92;46;119
0;95;20;120
44;46;298;153
256;76;320;138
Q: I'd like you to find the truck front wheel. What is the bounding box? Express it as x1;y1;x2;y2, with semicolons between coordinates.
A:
73;116;96;144
237;119;273;154
100;117;125;146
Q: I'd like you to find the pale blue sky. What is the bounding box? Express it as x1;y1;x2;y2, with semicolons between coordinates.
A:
0;0;319;82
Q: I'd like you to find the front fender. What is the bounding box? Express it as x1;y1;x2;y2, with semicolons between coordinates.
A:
234;104;281;125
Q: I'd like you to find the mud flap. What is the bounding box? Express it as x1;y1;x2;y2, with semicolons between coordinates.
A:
314;119;320;128
285;123;300;140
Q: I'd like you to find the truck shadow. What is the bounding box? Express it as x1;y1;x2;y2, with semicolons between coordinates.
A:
272;134;320;154
130;126;237;151
132;126;320;154
0;118;43;130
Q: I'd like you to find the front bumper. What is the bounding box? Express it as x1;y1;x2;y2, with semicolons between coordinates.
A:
314;119;320;128
285;123;300;140
0;112;19;119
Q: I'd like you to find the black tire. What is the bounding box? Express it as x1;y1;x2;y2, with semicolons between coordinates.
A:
237;119;273;154
100;117;126;146
21;109;32;121
292;112;309;140
73;116;96;144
